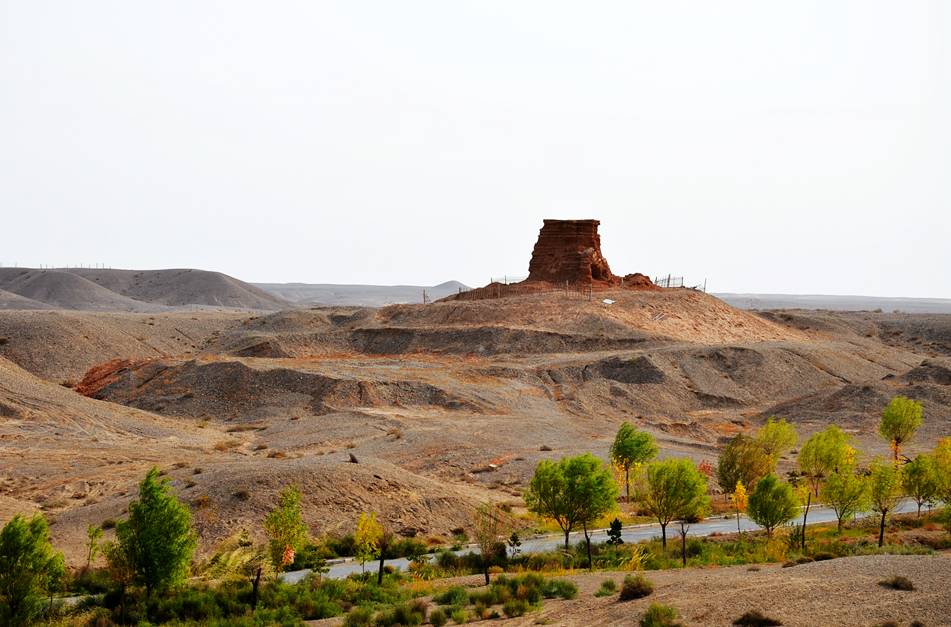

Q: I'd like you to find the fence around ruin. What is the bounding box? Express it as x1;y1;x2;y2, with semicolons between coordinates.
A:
451;281;596;301
653;275;684;288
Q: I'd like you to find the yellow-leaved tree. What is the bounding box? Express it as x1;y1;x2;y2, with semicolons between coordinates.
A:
730;480;748;535
354;512;383;574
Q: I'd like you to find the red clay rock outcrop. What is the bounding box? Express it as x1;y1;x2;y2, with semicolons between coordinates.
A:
527;219;618;285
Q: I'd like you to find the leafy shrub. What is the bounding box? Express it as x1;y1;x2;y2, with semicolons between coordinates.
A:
434;586;469;607
374;600;425;626
542;578;577;600
595;579;617;597
640;603;681;627
879;575;915;591
619;574;654;601
430;607;448;627
503;599;529;617
343;606;373;627
733;610;783;626
450;607;468;624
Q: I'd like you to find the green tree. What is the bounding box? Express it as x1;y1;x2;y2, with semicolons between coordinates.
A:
820;469;870;533
640;458;709;552
354;512;383;574
716;434;772;494
116;467;196;596
606;518;624;545
263;486;309;573
0;513;65;626
85;523;103;571
869;459;903;547
755;417;798;465
610;422;658;501
524;453;618;555
934;438;951;534
902;454;939;517
747;474;799;538
797;425;852;550
879;395;924;462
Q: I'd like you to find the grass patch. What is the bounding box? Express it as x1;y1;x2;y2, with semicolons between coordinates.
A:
640;603;681;627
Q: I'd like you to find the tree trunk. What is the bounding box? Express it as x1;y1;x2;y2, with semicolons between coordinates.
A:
917;502;922;518
564;528;571;549
583;522;593;571
736;509;741;535
660;523;667;550
377;552;385;585
251;566;262;610
878;510;887;548
837;517;843;534
679;522;687;567
625;466;630;503
483;563;490;586
801;491;811;551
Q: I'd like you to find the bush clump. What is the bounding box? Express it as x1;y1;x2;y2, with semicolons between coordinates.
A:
433;586;469;607
619;574;654;601
879;575;915;591
450;607;468;624
429;607;448;627
503;598;529;617
640;603;681;627
374;599;426;626
343;606;373;626
733;610;783;626
595;579;617;597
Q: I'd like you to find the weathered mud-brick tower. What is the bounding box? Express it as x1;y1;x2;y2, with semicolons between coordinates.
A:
526;219;619;285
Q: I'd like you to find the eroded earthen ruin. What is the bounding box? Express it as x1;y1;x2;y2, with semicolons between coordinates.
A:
527;219;618;285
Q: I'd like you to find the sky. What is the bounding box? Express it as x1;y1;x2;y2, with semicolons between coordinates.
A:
1;2;949;297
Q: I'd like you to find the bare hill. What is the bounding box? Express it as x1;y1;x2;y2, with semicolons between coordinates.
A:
0;268;163;311
0;288;53;310
0;267;289;312
70;268;288;309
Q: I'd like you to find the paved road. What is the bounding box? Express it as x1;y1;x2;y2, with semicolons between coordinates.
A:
283;499;922;583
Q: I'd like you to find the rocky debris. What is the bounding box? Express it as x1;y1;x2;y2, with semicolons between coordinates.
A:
527;219;618;285
902;359;951;385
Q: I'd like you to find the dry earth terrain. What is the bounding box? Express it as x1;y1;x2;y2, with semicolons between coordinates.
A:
318;553;948;626
1;287;950;568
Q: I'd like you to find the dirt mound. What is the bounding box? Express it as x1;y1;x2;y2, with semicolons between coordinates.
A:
82;357;481;418
0;309;248;381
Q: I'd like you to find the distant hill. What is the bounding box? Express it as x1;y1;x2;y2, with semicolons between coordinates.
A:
0;268;289;311
718;293;951;314
254;280;470;307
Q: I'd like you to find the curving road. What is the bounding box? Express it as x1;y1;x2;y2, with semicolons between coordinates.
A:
283;499;923;583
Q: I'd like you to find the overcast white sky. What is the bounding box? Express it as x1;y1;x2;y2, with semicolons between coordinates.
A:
1;2;948;297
